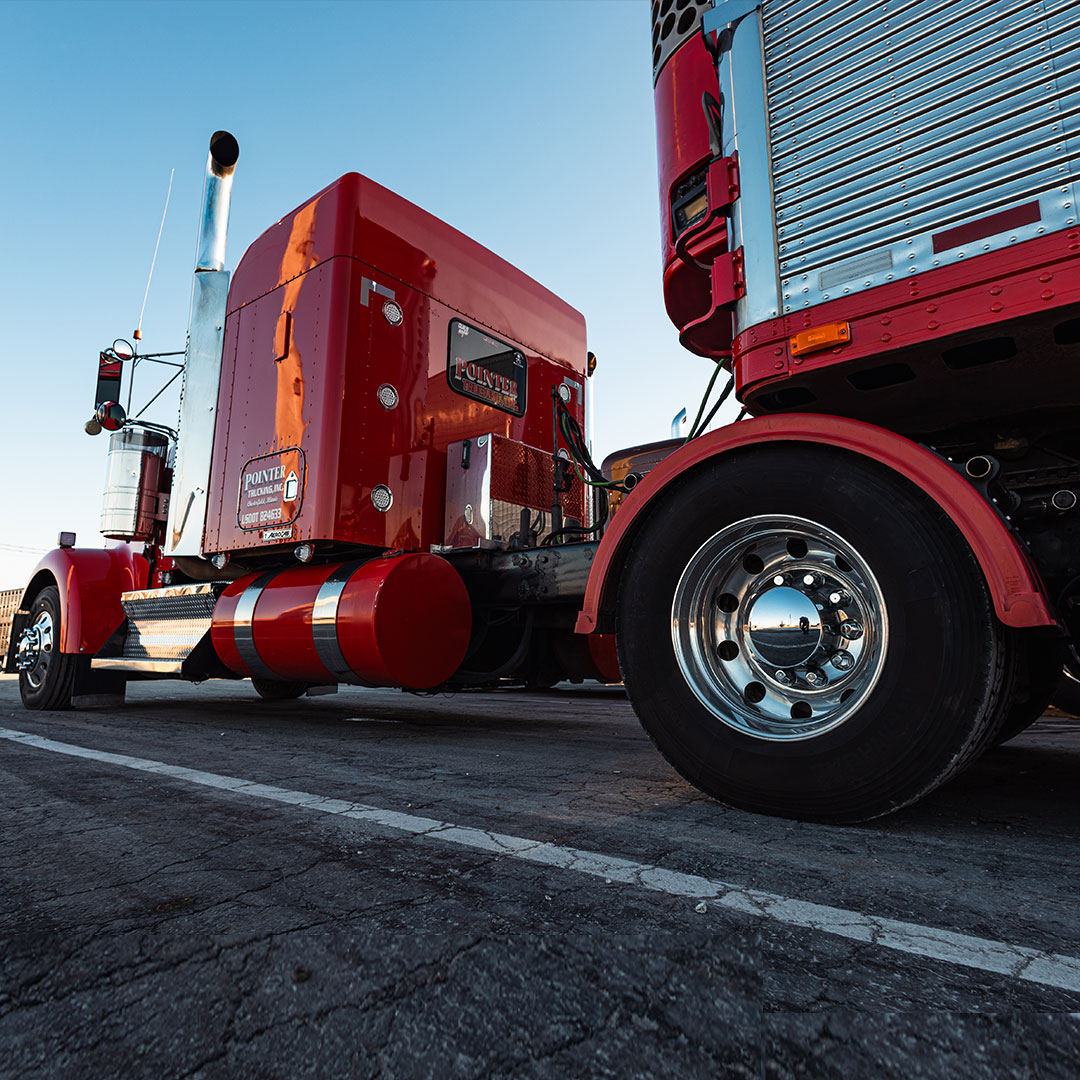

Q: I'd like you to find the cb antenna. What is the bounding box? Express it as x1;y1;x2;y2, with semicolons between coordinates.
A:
134;167;175;345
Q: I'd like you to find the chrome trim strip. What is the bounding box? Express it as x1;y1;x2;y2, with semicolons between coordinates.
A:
91;659;184;674
312;562;364;683
232;571;277;679
121;583;219;603
711;1;782;330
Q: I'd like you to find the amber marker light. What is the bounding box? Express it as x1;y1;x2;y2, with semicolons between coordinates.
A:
790;321;852;357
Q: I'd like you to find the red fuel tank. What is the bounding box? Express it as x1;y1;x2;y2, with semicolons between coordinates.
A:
211;554;471;689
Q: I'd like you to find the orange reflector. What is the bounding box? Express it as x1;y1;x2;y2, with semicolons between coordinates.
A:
790;321;851;357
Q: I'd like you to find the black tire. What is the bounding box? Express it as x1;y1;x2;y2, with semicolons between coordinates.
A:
616;445;1009;823
18;585;78;710
1053;667;1080;717
251;678;309;700
991;633;1064;744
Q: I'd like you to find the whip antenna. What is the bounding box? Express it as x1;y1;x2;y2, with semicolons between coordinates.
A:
135;167;175;342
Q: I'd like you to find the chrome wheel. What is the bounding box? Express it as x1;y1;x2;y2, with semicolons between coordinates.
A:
671;515;888;740
16;610;55;690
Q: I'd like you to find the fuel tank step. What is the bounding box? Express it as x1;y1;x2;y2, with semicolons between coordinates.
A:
210;553;471;689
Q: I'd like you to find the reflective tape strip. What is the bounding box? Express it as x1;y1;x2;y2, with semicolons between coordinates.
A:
231;571;278;680
312;561;364;683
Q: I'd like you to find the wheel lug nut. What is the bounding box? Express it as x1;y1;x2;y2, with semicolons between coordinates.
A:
841;620;863;639
802;573;820;587
773;575;786;586
831;650;854;671
829;590;850;606
774;669;793;685
804;669;827;687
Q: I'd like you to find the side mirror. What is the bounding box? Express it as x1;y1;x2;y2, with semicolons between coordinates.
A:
96;401;127;432
111;338;135;361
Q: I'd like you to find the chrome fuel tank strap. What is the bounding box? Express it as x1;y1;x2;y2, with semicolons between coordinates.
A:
232;571;278;680
312;561;365;684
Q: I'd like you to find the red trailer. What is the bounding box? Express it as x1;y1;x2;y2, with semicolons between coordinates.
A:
5;0;1079;821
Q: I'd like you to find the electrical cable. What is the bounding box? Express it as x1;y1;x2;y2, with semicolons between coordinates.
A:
688;372;736;439
684;362;723;444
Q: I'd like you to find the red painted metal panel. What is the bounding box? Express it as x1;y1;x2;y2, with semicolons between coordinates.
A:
21;546;148;655
653;32;729;334
734;227;1080;402
574;415;1055;635
204;174;588;557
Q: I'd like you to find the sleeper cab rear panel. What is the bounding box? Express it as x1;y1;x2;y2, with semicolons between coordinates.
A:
202;172;588;558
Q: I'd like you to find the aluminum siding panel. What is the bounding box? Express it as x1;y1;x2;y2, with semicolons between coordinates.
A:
762;0;1080;313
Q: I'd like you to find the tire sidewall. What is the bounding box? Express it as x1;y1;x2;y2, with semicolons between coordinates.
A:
617;446;1001;819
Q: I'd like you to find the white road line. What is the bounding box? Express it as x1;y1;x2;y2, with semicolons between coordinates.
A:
2;725;1079;995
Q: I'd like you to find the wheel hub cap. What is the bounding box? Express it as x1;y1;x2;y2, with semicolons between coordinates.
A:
672;515;888;740
16;611;54;688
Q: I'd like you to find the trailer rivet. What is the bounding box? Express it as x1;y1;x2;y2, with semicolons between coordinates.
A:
991;302;1003;313
1040;273;1053;283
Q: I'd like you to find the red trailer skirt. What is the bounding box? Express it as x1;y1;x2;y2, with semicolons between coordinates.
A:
211;554;471;688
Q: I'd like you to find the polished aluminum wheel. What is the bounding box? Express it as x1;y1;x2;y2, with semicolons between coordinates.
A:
16;610;55;690
671;515;888;740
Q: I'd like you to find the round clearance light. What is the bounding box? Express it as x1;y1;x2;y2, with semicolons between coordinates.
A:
210;553;230;570
377;383;399;410
557;383;572;403
382;300;403;326
294;543;314;563
371;484;393;512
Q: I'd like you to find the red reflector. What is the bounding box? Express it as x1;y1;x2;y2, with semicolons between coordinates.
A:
932;202;1041;254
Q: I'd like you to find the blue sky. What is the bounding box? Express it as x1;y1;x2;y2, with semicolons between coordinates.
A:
0;0;733;586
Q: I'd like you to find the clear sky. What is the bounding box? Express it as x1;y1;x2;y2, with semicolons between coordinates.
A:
0;0;736;587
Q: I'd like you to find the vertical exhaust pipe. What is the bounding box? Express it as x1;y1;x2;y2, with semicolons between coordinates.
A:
165;131;240;557
196;131;240;272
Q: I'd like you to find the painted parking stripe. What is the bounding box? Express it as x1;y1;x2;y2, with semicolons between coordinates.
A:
2;725;1078;995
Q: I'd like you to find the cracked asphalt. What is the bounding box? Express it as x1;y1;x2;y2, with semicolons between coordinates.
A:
1;676;1078;1079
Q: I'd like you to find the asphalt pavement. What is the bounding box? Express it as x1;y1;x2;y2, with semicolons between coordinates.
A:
1;674;1078;1079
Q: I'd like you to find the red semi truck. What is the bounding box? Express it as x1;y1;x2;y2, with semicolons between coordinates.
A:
4;0;1079;822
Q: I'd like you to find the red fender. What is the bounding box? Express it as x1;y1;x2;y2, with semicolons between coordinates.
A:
20;545;149;655
575;414;1055;634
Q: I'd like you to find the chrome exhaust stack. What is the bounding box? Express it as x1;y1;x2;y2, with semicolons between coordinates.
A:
195;131;239;271
165;131;239;557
